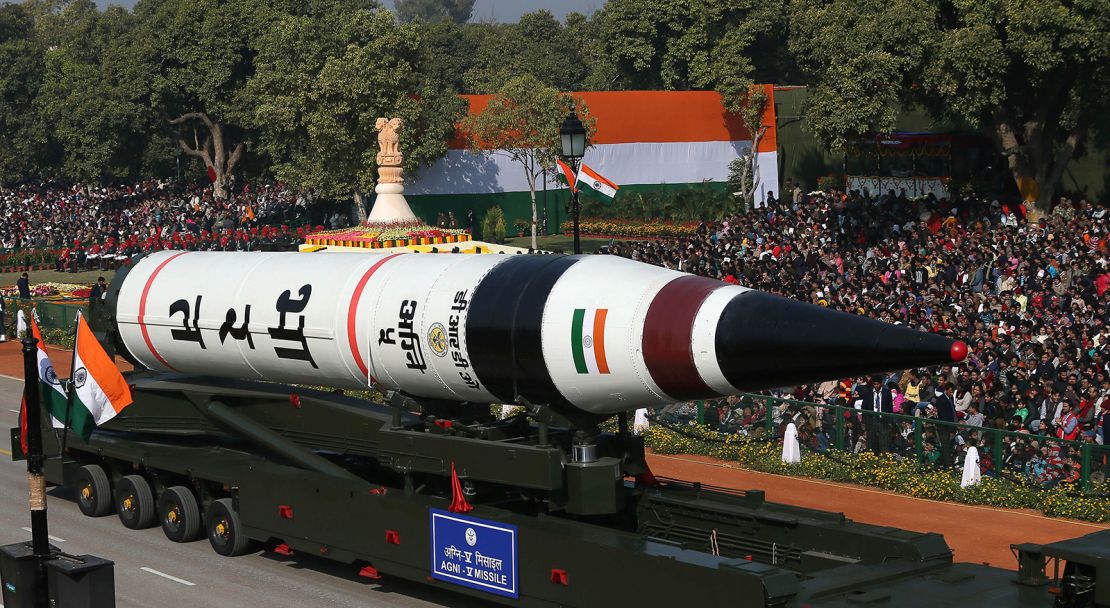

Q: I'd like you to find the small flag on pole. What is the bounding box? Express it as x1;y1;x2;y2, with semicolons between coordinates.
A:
29;317;68;431
555;159;577;192
67;312;133;441
575;164;619;200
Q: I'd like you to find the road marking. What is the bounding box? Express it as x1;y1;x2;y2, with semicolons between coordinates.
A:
8;409;19;413
0;373;21;381
141;567;196;586
21;527;66;543
0;448;11;457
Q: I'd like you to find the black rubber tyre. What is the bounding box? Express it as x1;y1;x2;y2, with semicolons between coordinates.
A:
75;464;113;517
115;474;156;529
158;486;201;542
206;498;250;556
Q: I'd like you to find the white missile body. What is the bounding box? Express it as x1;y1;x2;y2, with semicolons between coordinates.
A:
113;250;964;416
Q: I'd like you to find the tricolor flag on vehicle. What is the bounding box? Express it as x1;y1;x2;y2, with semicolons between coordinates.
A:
67;311;133;441
18;316;68;454
575;164;619;200
571;308;610;375
555;159;577;192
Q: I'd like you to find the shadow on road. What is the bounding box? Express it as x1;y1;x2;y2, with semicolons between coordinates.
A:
258;551;492;607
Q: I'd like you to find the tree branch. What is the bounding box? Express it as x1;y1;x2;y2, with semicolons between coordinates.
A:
169;111;217;135
1043;122;1088;202
177;135;211;164
226;142;245;175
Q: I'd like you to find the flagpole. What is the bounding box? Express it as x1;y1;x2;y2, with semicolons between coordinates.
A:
21;327;53;605
59;311;81;458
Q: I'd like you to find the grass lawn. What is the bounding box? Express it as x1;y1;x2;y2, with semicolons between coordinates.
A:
0;268;115;288
505;234;612;254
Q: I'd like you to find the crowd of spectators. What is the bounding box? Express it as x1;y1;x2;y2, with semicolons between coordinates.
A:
620;186;1110;487
0;180;347;267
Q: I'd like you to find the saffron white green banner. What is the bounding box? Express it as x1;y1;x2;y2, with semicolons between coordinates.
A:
69;312;133;440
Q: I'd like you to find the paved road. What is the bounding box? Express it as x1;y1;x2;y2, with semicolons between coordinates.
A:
0;375;488;608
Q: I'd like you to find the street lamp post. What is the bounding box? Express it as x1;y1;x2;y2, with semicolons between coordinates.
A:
559;109;586;254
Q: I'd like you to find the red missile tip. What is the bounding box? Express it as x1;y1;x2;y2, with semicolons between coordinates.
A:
950;340;969;362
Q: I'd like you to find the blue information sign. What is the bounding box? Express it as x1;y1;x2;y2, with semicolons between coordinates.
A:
430;508;519;599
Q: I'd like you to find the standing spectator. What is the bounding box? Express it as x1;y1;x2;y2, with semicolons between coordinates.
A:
17;272;31;300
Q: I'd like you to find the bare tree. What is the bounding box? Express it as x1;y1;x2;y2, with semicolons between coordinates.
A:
169;112;244;200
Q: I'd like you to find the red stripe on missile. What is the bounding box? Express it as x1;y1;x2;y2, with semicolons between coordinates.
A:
137;251;190;371
642;275;723;400
346;254;403;379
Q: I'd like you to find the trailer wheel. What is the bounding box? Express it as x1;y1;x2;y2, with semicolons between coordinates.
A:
75;464;113;517
158;486;201;542
206;498;250;556
115;474;156;529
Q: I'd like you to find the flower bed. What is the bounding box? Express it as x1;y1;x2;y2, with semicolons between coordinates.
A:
644;425;1110;523
305;221;471;249
561;218;699;239
0;282;92;299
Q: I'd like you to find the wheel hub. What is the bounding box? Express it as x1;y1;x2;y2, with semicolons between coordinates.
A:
168;509;178;524
215;521;228;537
123;496;134;511
81;485;92;501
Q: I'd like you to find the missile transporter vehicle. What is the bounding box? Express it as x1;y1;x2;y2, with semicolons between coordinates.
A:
12;251;1109;607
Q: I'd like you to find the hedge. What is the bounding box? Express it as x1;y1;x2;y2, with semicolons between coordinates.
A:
645;425;1110;523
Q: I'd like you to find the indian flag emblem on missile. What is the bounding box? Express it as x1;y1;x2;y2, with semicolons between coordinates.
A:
571;308;610;374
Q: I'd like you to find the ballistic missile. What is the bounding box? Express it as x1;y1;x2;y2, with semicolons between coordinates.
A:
109;251;967;416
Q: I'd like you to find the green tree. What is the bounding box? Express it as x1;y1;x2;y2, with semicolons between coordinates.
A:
462;11;588;93
394;0;474;24
584;0;783;110
730;84;769;206
0;3;47;183
34;2;157;183
790;0;1110;213
247;2;463;221
132;0;289;198
461;74;594;250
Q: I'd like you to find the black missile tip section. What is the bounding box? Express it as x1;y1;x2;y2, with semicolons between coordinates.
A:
715;290;970;391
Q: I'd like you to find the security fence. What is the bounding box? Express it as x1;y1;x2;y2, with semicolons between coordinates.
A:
1;296;89;343
658;393;1109;492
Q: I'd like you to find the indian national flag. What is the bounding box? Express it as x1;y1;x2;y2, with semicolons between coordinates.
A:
575;164;619;199
555;159;577;191
69;312;133;441
30;317;68;428
571;308;610;375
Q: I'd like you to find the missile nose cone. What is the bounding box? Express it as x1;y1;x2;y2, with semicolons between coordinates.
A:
950;340;969;363
714;291;964;391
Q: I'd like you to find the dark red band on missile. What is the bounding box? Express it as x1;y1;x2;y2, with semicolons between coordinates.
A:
346;253;403;380
642;275;722;400
137;251;190;371
466;255;580;410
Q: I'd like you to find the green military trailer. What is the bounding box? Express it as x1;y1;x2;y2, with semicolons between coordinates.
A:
11;373;1107;608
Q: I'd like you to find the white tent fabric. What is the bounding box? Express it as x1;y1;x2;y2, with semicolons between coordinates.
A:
960;446;981;488
407;141;777;203
781;422;801;463
633;408;649;435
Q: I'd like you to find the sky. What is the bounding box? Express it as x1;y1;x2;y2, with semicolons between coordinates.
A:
89;0;603;22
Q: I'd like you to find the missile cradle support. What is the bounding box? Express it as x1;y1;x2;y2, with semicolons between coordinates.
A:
12;250;1103;607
